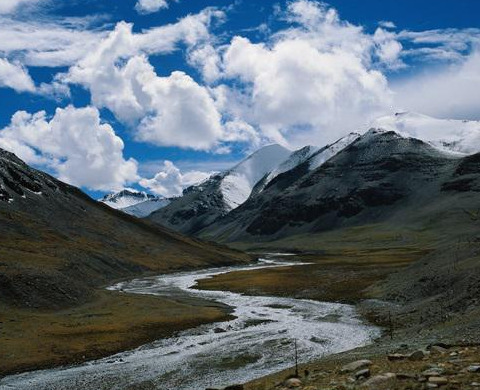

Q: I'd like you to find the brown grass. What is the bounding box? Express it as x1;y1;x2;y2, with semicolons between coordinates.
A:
196;248;428;303
0;290;231;376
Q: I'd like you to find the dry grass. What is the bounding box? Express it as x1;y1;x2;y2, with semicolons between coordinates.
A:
0;290;231;376
196;247;427;303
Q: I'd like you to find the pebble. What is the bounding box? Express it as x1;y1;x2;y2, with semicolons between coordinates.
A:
340;359;372;373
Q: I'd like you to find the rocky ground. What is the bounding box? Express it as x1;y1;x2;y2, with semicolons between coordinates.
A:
240;343;480;390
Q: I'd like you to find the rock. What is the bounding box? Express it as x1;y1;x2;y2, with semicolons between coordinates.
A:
340;360;372;373
450;351;458;356
408;350;426;361
213;327;227;333
431;345;448;355
469;365;480;373
471;382;480;387
284;378;302;388
426;384;438;389
428;377;448;386
360;373;396;389
387;353;407;361
422;368;445;377
224;386;244;390
397;373;416;380
355;369;371;380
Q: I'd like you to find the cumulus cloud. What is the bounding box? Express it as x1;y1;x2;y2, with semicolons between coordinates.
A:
135;0;172;14
393;50;480;120
0;58;35;92
139;160;210;197
0;106;138;190
218;1;393;147
63;21;225;150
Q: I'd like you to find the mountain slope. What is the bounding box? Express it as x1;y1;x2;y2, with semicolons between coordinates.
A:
100;189;170;217
198;129;480;244
371;112;480;154
0;148;251;310
148;144;291;235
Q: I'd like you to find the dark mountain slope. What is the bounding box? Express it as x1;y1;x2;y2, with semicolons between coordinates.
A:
0;148;251;310
198;130;479;244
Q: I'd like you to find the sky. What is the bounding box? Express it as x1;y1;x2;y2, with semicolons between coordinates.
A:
0;0;479;199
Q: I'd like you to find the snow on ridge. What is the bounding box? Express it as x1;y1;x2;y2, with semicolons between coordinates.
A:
370;112;480;155
309;133;361;170
122;198;171;218
221;144;291;210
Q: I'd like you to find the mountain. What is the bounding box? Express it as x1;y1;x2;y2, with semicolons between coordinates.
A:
0;148;251;310
148;144;291;235
100;189;170;217
197;128;480;245
149;134;362;235
371;112;480;155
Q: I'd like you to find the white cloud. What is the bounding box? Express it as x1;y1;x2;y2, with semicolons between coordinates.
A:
135;0;171;14
0;16;108;68
0;0;43;14
0;58;35;92
0;106;138;190
379;21;396;29
62;17;226;150
219;0;394;147
393;50;480;120
139;160;210;197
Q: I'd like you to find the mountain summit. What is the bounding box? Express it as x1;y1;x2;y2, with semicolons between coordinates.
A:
100;189;170;218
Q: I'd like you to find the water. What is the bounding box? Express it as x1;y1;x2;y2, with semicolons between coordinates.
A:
0;258;380;390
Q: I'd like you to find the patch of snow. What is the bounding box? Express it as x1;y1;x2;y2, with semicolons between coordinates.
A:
309;133;361;170
370;112;480;155
221;144;291;210
121;198;171;218
262;145;320;188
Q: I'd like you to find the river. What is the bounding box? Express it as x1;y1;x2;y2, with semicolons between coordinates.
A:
0;258;380;390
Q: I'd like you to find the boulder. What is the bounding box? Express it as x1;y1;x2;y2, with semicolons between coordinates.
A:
284;378;302;388
355;368;371;380
469;365;480;373
340;359;372;373
428;377;448;386
408;350;426;361
387;353;407;361
360;373;396;389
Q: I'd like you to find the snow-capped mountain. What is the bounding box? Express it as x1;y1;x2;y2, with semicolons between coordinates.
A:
100;189;170;217
370;112;480;155
221;144;291;210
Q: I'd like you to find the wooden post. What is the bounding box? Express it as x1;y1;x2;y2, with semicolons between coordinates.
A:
294;339;299;377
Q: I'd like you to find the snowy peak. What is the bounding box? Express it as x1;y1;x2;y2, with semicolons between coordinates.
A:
100;189;157;209
370;112;480;155
100;189;170;217
220;144;291;210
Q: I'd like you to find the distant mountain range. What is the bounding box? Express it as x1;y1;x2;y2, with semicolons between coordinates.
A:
149;113;480;246
100;189;170;218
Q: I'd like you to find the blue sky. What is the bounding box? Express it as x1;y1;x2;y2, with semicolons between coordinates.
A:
0;0;479;199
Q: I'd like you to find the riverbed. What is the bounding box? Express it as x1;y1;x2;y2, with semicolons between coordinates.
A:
0;258;380;390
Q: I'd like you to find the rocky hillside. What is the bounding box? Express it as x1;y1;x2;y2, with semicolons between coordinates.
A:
0;148;251;310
